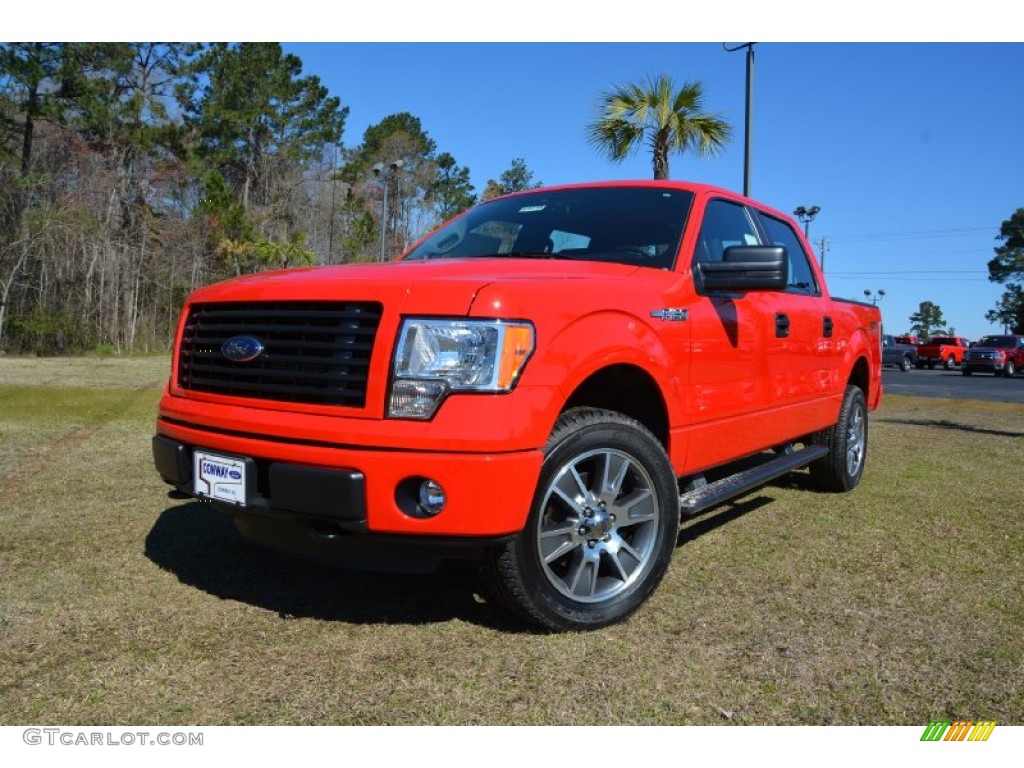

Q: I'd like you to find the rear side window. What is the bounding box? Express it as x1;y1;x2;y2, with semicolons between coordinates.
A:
758;213;820;295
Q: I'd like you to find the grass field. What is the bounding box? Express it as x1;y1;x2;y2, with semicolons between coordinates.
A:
1;357;1021;725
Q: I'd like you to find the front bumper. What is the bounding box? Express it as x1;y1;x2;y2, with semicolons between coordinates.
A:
962;360;1005;374
153;419;544;539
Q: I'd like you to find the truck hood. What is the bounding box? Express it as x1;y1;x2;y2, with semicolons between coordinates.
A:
185;258;644;316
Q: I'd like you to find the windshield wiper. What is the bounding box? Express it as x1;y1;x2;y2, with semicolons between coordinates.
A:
466;251;566;259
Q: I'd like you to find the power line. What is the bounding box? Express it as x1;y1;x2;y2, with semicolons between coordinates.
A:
837;248;991;258
828;270;985;276
828;226;995;243
831;280;991;286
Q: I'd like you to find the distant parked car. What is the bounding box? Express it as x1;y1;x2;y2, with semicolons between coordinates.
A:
962;335;1024;377
882;334;917;371
916;336;971;370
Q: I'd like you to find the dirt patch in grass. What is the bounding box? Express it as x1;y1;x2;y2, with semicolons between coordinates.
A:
0;363;1021;724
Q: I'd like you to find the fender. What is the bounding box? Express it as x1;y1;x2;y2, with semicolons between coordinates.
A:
515;308;685;447
839;320;883;408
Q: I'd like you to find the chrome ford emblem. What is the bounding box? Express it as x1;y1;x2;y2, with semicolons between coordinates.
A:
221;335;264;363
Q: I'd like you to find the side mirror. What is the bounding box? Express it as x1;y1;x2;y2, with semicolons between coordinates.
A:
697;245;788;293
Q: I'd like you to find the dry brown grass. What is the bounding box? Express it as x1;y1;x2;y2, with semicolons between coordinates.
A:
0;358;1021;725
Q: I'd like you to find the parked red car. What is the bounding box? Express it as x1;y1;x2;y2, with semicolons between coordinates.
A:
962;335;1024;377
916;336;971;370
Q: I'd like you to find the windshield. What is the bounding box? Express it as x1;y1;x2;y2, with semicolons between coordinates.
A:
402;186;695;270
976;336;1016;348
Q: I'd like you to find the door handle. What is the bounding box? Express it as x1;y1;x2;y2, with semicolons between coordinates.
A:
776;313;790;339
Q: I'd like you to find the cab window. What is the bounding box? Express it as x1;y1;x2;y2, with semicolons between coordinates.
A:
694;199;760;264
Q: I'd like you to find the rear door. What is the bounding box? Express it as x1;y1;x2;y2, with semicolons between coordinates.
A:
753;209;838;409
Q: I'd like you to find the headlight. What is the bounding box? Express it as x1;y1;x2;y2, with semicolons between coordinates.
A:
388;319;535;419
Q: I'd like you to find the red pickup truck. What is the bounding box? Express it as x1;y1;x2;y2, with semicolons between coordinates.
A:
961;334;1024;377
153;181;882;630
915;336;971;369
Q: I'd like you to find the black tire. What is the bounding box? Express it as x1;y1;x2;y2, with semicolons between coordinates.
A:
809;385;868;492
900;355;912;372
915;362;925;370
484;408;680;631
962;367;972;376
927;363;935;370
945;355;956;370
1006;360;1016;378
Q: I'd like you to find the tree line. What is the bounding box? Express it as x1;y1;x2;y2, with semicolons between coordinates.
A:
0;42;541;355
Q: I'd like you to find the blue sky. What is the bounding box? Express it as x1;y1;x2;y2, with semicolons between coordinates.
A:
284;41;1023;340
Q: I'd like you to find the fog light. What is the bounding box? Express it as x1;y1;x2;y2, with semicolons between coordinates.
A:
418;479;446;516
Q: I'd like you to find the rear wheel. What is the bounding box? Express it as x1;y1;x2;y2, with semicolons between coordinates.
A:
484;408;680;631
945;356;956;370
810;385;868;492
901;355;912;372
1006;360;1016;378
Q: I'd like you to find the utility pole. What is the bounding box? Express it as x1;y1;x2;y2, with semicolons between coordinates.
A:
815;237;830;273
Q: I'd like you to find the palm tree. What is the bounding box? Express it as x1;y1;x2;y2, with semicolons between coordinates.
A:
587;74;732;180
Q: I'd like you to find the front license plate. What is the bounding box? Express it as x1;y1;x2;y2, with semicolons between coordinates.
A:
194;451;247;505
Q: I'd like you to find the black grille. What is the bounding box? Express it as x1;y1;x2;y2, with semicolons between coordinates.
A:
177;301;383;407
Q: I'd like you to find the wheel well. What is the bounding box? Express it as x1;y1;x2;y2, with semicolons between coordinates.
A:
562;364;669;448
849;356;870;395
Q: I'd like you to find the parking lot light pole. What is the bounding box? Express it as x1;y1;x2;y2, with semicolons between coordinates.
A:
373;160;404;262
723;43;756;197
863;289;886;306
793;205;820;239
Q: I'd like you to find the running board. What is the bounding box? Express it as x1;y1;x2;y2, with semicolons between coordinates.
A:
678;444;829;516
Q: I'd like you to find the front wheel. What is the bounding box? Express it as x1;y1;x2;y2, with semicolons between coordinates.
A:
809;385;868;492
901;355;913;372
1006;360;1016;378
484;408;680;631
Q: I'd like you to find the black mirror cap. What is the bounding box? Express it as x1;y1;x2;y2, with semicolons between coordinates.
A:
697;245;788;293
